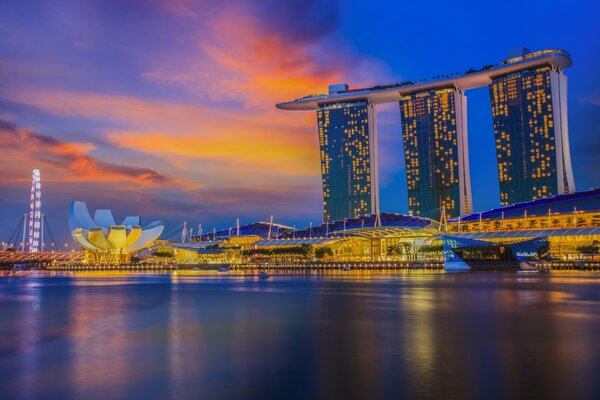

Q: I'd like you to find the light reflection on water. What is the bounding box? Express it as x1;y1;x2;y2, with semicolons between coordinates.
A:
1;271;600;399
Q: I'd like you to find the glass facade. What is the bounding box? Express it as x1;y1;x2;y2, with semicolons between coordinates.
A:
317;101;378;222
399;89;472;219
489;67;574;206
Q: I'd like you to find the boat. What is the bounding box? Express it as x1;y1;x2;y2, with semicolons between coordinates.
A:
218;267;229;272
518;260;538;271
447;237;549;272
258;271;270;279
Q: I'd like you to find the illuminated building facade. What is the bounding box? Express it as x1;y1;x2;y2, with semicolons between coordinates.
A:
446;188;600;263
399;89;472;218
68;201;164;264
277;49;574;214
317;100;379;222
489;66;575;206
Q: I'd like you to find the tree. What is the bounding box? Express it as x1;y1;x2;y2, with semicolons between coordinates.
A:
418;244;443;253
301;243;315;260
153;249;174;257
578;240;600;255
315;246;333;260
388;242;414;257
400;242;413;254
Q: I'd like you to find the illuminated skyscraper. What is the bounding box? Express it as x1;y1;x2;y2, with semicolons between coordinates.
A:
317;100;379;222
489;66;575;206
278;49;573;218
399;89;472;218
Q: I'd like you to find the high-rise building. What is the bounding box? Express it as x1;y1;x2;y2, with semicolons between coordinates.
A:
399;89;472;218
277;49;574;219
489;66;575;206
317;101;379;222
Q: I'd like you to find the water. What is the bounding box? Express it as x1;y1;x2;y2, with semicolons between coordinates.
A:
1;271;600;400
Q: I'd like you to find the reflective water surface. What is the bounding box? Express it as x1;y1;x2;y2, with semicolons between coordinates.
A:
1;271;600;400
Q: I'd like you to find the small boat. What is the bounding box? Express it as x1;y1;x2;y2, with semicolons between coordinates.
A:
192;267;200;271
259;271;270;279
449;237;549;272
518;260;537;271
218;267;229;273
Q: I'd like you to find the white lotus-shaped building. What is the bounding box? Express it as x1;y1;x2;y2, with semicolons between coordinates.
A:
69;201;164;263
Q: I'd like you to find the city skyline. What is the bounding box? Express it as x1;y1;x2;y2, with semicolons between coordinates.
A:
1;0;600;244
278;49;574;221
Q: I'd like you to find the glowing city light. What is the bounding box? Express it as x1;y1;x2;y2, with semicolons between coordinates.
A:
27;169;42;253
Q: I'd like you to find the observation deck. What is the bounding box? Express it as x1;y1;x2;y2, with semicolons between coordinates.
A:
276;50;572;111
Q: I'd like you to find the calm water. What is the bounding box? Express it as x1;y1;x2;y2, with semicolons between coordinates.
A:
1;271;600;400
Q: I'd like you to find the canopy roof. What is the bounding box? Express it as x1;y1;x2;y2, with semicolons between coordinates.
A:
451;188;600;222
438;227;600;240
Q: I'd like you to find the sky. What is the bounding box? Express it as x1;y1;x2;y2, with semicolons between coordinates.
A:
1;0;599;245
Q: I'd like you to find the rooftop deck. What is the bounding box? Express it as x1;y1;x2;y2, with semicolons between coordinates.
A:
276;49;572;111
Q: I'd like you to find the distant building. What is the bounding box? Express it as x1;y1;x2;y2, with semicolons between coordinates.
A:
489;65;575;205
317;101;379;222
399;89;472;218
68;201;164;264
167;189;600;269
446;188;600;263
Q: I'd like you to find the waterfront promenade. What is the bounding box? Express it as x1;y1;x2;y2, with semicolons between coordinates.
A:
39;260;600;272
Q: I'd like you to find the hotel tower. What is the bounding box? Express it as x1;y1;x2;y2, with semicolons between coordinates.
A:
277;49;574;222
399;89;472;218
489;65;575;206
316;92;379;222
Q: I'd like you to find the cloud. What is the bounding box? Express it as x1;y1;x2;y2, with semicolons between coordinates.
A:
142;1;385;109
581;93;600;106
0;88;320;182
0;119;171;186
0;0;393;242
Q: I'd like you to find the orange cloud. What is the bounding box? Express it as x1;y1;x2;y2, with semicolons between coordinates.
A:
107;126;318;174
1;87;320;181
0;119;175;187
142;6;357;111
0;1;392;233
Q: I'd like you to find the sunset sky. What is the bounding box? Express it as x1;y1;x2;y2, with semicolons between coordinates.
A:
1;0;599;244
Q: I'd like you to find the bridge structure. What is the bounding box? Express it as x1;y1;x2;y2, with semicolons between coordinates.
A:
0;251;83;270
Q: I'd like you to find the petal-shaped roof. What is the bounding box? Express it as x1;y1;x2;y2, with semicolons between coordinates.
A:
126;226;142;247
88;227;113;250
127;225;164;252
144;220;162;230
73;228;101;251
122;216;141;226
107;226;127;249
69;201;96;232
70;201;163;254
94;209;115;228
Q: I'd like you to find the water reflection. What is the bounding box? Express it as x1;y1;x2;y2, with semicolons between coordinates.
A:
0;272;599;399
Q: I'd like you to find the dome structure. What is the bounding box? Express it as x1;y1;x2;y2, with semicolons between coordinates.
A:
69;201;164;264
